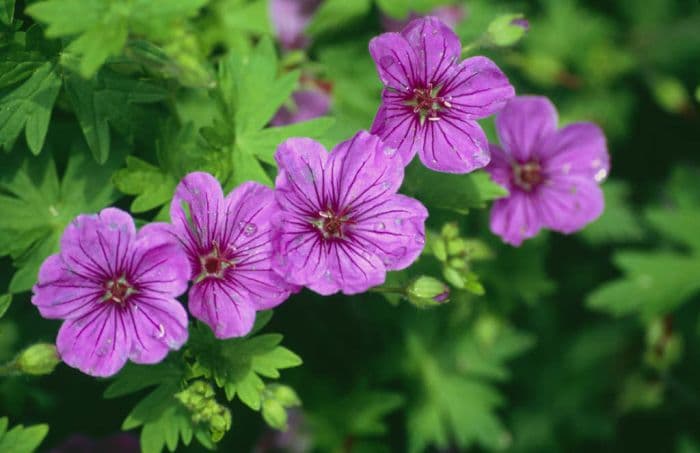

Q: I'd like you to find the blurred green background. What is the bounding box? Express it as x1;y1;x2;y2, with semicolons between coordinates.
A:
1;0;700;452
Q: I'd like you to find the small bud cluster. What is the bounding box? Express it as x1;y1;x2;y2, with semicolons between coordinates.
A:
261;384;301;430
430;223;492;296
175;380;232;442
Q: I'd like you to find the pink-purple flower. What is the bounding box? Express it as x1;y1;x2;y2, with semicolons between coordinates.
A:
31;208;190;377
271;131;428;295
270;88;330;127
369;16;514;173
486;96;610;246
169;173;296;339
269;0;322;50
382;5;465;32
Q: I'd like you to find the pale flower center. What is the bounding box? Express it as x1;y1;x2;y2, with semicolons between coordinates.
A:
198;243;234;280
104;277;134;304
314;209;352;239
407;83;452;124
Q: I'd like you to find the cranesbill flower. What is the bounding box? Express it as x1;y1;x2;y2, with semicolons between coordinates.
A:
170;172;296;339
31;208;189;377
271;131;428;295
370;16;514;173
269;0;322;50
270;88;330;127
485;96;610;246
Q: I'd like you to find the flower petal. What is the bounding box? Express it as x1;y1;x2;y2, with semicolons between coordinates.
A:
417;118;490;173
170;172;225;266
541;122;610;182
60;208;136;282
32;254;103;320
370;93;421;166
537;176;605;234
369;32;419;91
489;191;544;246
129;222;190;298
485;144;513;189
57;305;129;377
323;241;386;295
401;16;461;85
125;294;188;364
222;182;297;310
495;96;558;162
443;56;514;119
350;194;428;270
271;215;329;291
274;137;329;215
188;279;257;339
270;89;331;126
328;131;404;214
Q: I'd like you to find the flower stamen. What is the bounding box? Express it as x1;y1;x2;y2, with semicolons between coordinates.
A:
513;161;545;191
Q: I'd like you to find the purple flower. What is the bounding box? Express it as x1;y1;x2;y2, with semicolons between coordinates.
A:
511;18;530;31
270;88;330;126
31;208;189;377
369;16;514;173
382;5;465;32
169;172;296;339
271;131;428;295
485;96;610;246
269;0;322;50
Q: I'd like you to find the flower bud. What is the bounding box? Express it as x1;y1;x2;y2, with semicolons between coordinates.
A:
16;343;60;375
262;398;288;430
487;14;529;47
441;222;459;240
407;276;450;308
268;384;301;407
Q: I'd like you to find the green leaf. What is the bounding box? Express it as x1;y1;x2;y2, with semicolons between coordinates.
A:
0;417;48;453
306;0;372;36
0;148;121;293
582;181;645;244
113;156;177;213
104;362;185;399
220;0;271;35
375;0;446;18
646;205;700;251
238;117;335;166
587;252;700;317
230;147;273;187
0;0;14;25
402;163;508;214
0;293;11;319
0;62;61;154
189;323;302;408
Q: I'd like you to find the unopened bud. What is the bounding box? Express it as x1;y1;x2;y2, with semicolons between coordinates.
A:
407;276;450;308
487;14;529;47
17;343;60;375
262;398;288;430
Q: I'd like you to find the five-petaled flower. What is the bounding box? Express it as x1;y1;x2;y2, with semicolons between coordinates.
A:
32;208;190;377
485;96;610;246
369;16;515;173
169;172;297;339
271;131;428;295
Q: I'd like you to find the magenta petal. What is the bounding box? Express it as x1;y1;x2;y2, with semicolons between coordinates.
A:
537;176;605;233
274;138;329;215
485;144;513;189
272;219;329;290
57;306;128;377
125;295;188;364
60;208;136;282
541;122;610;181
270;89;331;127
130;223;189;298
489;192;544;246
401;16;461;84
445;57;515;119
328;131;404;212
495;96;558;162
369;32;418;91
222;182;297;310
370;93;421;166
351;194;428;270
32;255;103;320
170;172;225;268
188;279;256;339
418;118;490;173
323;242;386;295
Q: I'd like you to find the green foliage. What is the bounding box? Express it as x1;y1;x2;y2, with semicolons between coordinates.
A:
188;313;302;408
0;148;121;292
403;164;508;214
27;0;209;78
306;0;372;36
0;294;10;319
0;417;48;453
583;181;645;244
0;62;61;155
